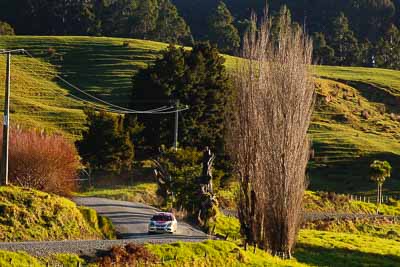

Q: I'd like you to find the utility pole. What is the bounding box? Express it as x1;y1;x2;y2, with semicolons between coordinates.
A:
1;52;10;185
173;100;179;151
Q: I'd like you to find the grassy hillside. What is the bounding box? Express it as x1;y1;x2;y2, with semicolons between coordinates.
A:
0;186;114;241
1;36;400;194
0;53;86;138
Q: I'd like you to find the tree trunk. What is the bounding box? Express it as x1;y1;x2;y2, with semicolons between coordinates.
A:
376;183;380;206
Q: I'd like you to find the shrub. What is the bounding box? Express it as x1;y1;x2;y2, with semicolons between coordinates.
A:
122;41;131;47
97;243;158;266
0;21;15;35
154;146;202;209
0;126;80;196
77;110;134;173
47;47;56;57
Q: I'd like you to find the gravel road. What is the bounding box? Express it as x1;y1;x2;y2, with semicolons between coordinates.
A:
0;197;209;257
73;197;207;239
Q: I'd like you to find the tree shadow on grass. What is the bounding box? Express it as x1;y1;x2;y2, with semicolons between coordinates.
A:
309;151;400;194
294;244;400;267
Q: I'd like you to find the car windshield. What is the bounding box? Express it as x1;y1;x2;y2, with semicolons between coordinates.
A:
151;215;172;221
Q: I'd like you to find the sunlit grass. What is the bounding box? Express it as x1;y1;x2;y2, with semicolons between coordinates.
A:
76;182;160;206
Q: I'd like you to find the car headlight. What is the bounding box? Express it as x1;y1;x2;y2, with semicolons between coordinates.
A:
166;222;172;227
149;221;155;226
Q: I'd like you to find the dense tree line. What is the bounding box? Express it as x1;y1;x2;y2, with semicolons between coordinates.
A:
172;0;400;68
2;0;400;68
0;0;192;44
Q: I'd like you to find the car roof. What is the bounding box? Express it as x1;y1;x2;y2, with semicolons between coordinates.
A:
155;212;174;216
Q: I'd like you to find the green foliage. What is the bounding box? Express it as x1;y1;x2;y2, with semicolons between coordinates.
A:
207;1;240;53
154;0;193;44
2;0;100;35
370;160;392;185
4;1;400;67
0;186;105;241
329;13;360;66
172;0;400;68
77;110;135;173
375;24;400;69
312;32;335;65
0;21;14;35
132;42;233;154
101;0;192;44
155;147;203;210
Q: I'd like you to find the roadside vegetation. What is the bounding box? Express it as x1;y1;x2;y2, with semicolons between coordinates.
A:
0;186;114;241
76;183;160;207
0;251;85;267
2;126;80;196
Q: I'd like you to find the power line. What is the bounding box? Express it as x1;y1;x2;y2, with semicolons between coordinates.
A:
22;50;188;114
4;56;181;115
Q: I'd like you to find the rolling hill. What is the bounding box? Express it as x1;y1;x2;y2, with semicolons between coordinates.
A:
1;36;400;194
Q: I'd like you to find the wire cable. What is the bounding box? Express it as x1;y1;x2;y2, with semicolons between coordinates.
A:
22;50;185;114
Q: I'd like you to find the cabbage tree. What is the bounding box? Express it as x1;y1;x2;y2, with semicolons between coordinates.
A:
370;160;392;206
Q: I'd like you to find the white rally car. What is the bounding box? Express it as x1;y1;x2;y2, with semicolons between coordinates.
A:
148;212;178;234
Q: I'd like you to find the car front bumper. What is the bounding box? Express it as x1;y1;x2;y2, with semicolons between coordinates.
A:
148;226;174;233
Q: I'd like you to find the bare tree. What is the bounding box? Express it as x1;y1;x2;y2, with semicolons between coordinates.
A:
227;10;314;258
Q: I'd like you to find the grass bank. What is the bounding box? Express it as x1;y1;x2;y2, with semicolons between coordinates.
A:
76;182;160;207
0;186;115;241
